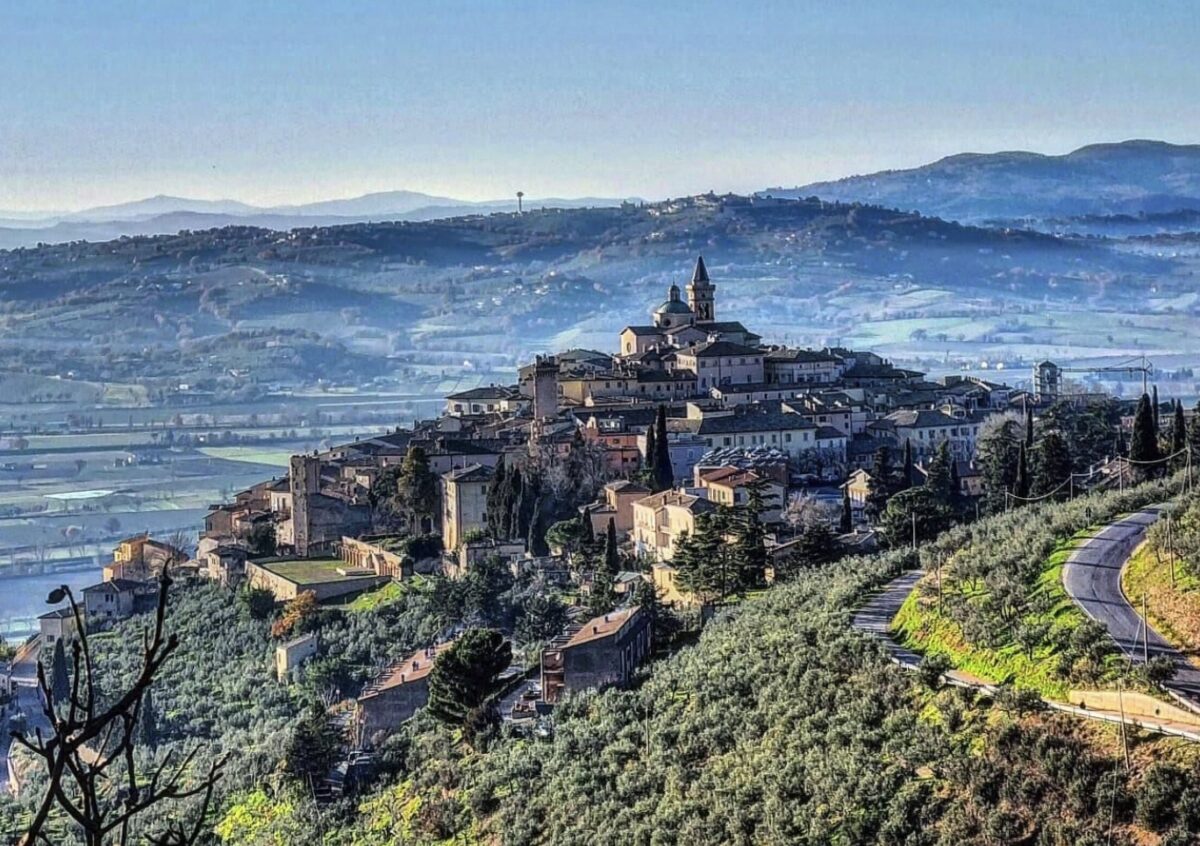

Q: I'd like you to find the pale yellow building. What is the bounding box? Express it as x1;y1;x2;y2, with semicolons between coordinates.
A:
631;489;715;562
695;468;785;522
441;464;495;553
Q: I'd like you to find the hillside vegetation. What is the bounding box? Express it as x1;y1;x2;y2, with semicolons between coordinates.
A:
0;194;1178;396
210;506;1200;845
896;475;1186;700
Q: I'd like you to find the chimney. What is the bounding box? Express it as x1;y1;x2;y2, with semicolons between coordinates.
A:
412;661;419;671
593;626;599;634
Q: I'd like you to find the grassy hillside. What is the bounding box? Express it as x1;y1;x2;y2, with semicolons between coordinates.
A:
211;525;1200;845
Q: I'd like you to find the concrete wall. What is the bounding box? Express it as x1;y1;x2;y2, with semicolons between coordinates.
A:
245;561;387;603
356;679;430;747
1069;689;1200;727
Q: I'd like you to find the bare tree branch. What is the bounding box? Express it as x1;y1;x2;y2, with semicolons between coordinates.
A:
15;573;224;846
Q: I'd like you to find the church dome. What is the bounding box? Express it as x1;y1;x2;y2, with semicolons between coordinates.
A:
655;299;693;315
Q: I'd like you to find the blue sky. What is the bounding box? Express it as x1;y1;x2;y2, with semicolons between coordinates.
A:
2;0;1198;211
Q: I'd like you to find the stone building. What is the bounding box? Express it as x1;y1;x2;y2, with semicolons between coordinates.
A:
354;642;453;747
541;607;652;704
441;463;495;553
275;632;318;682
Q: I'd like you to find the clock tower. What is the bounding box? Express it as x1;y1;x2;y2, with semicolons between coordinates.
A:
686;255;716;324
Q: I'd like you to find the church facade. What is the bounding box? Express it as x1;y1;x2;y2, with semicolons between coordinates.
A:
618;256;759;356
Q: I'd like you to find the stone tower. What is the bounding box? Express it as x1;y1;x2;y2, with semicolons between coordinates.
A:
686;255;715;324
1033;360;1061;403
532;355;558;421
290;453;321;557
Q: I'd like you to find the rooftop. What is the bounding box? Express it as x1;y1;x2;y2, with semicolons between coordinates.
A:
256;558;377;586
443;463;495;483
445;385;518;401
680;340;763;358
693;411;816;435
564;606;643;648
885;409;963;428
362;642;455;696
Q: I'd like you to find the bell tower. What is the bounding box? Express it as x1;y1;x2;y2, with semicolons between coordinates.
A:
686;255;715;324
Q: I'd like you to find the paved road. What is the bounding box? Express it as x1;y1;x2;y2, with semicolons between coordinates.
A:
3;640;51;795
1062;506;1200;707
851;567;1200;741
851;569;925;666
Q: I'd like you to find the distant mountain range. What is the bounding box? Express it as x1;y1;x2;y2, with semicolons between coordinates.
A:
763;140;1200;224
0;191;637;249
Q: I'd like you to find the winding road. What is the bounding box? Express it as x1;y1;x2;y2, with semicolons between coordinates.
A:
1062;506;1200;707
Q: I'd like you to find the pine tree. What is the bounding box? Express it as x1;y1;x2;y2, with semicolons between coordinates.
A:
653;406;674;491
899;439;913;491
1014;441;1030;501
736;480;769;588
673;516;726;605
1130;392;1162;475
426;628;512;731
925;439;954;503
395;446;438;533
838;486;853;534
1032;429;1072;498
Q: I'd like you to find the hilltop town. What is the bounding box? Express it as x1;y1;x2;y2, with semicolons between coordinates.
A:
68;258;1132;725
8;254;1200;844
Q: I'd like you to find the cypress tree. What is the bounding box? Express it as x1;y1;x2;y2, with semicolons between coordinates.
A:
505;467;523;539
1130;393;1161;475
839;486;853;534
949;457;961;502
139;686;159;752
643;415;657;476
527;502;549;556
865;446;892;518
1152;385;1161;432
603;517;619;576
485;462;508;538
1015;441;1030;500
1025;406;1035;449
50;638;71;706
900;439;913;491
1189;399;1200;458
653;405;674;491
579;505;595;546
1172;399;1187;457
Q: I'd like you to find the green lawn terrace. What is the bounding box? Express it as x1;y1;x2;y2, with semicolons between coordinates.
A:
246;556;389;603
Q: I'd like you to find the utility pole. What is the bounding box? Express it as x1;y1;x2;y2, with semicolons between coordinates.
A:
1117;679;1131;772
1142;593;1149;663
1168;513;1176;589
